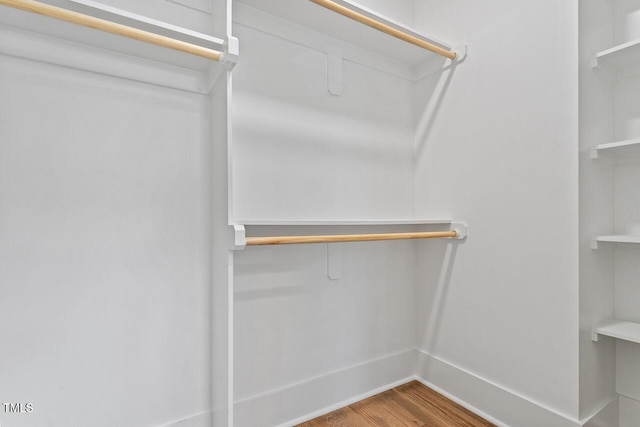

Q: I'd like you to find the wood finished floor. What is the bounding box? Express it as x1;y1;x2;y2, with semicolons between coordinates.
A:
296;381;495;427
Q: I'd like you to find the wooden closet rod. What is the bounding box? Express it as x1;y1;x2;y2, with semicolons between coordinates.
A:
246;230;458;246
0;0;222;61
309;0;456;60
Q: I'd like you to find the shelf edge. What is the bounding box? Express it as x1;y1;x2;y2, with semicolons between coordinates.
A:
592;319;640;344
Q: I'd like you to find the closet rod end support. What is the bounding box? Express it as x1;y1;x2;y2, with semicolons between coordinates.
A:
452;44;467;62
450;222;467;240
223;36;240;68
232;224;246;250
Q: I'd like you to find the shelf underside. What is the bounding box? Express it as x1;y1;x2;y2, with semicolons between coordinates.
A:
593;319;640;344
595;235;640;245
594;39;640;76
234;0;453;67
0;3;225;93
593;138;640;160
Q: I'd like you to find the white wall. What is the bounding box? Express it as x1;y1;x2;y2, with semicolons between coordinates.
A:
0;55;211;427
232;237;417;426
413;0;580;425
230;23;415;222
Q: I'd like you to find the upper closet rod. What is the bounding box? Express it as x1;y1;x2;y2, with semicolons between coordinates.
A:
246;230;458;246
309;0;456;60
0;0;222;61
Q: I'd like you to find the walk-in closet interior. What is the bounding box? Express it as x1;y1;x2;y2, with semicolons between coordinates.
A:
2;0;638;426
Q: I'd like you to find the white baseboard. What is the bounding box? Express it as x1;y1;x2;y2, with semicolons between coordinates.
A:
233;348;417;427
416;350;582;427
160;411;211;427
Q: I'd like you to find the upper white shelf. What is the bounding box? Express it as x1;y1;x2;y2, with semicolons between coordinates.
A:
593;39;640;78
234;0;463;68
592;319;640;344
591;138;640;160
0;0;230;93
233;219;455;226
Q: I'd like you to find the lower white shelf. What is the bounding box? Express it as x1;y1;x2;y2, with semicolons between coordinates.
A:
230;220;467;250
592;319;640;344
592;235;640;249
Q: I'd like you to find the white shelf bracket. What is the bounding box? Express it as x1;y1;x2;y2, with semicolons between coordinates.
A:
232;224;246;250
450;222;468;240
206;35;239;92
590;149;599;160
592;329;601;342
224;35;240;67
452;44;467;63
591;239;599;250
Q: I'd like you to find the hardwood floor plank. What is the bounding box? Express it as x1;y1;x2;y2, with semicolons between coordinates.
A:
349;393;419;427
297;406;369;427
397;382;494;427
381;389;451;426
296;381;495;427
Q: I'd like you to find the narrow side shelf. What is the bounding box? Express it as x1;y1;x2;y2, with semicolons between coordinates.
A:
591;138;640;160
592;235;640;249
593;39;640;78
592;319;640;344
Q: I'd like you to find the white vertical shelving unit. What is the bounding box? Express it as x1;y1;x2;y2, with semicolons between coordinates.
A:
590;33;640;345
587;5;640;423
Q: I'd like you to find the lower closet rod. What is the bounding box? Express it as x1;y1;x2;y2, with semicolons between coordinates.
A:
0;0;222;61
246;230;458;246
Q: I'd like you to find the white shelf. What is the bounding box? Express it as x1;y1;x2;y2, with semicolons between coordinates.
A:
232;219;454;226
68;0;225;46
593;235;640;249
593;39;640;78
234;0;463;69
592;138;640;160
592;319;640;344
231;220;467;250
0;2;229;93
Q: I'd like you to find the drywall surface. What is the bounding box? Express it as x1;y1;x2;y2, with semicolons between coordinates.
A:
230;23;415;222
0;56;211;427
413;0;580;424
